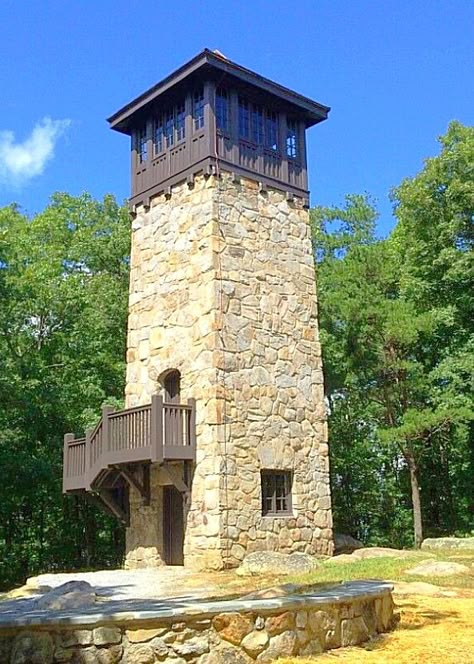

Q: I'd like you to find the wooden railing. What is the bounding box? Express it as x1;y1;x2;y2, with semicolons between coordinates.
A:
63;395;196;493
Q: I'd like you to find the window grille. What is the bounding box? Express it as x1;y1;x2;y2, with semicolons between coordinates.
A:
175;101;186;142
154;117;164;154
238;97;250;139
286;119;298;159
193;89;205;130
252;105;264;144
138;127;147;163
216;88;229;132
265;111;278;151
261;470;292;516
165;110;174;148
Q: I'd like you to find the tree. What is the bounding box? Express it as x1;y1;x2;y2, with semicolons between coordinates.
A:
312;122;473;547
0;193;130;588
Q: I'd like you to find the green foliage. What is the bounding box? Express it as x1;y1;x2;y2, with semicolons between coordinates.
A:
0;193;130;589
313;122;473;546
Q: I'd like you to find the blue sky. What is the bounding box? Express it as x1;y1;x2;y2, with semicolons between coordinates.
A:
0;0;472;235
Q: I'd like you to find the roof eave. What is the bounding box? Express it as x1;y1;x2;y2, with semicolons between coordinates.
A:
107;49;330;134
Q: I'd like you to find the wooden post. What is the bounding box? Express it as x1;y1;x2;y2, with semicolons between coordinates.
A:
188;398;196;450
85;428;93;491
102;405;114;465
151;394;163;464
62;433;75;492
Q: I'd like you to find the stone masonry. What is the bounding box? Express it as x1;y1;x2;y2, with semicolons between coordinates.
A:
124;172;333;570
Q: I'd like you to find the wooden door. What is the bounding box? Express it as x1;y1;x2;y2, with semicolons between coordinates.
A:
163;485;184;565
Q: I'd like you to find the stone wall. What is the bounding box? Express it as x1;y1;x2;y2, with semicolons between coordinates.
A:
0;585;397;663
124;173;332;569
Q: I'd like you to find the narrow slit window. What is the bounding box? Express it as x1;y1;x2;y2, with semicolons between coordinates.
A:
261;470;292;516
265;111;278;151
165;110;174;148
193;89;205;130
154;117;164;154
137;127;148;163
175;101;186;142
238;97;250;139
286;119;298;159
216;88;229;132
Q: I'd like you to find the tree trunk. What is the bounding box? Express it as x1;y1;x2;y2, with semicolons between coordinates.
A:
405;450;423;548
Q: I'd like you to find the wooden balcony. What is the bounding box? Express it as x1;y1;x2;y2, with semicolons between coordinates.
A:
63;396;196;494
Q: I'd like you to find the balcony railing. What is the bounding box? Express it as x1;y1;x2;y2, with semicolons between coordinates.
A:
63;395;196;493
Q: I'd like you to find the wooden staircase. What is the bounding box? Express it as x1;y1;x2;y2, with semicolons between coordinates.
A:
63;395;196;523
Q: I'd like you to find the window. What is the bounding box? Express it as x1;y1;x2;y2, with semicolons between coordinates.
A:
238;97;250;139
165;110;174;148
193;89;204;130
154;117;164;154
138;127;147;163
252;105;264;144
261;470;292;516
265;111;278;151
216;88;229;132
175;101;186;142
164;370;181;404
286;119;298;159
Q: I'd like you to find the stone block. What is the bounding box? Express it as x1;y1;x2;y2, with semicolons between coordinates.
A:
212;613;254;645
93;627;122;646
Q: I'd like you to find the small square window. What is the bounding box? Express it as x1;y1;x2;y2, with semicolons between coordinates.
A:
261;470;292;516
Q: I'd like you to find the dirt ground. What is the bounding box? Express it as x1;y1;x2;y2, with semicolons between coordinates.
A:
281;592;474;664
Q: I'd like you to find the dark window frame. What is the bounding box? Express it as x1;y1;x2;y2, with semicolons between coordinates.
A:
138;127;148;163
193;89;205;131
261;470;293;516
175;101;186;142
154;116;164;155
286;119;298;159
216;88;230;134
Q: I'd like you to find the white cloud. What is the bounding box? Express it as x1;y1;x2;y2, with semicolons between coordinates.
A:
0;117;71;187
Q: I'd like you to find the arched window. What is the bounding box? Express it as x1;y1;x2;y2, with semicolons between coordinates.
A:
163;370;181;404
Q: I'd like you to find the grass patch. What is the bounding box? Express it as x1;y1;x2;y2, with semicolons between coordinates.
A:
286;550;474;591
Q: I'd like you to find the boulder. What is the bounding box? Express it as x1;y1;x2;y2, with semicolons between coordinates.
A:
406;560;471;577
421;537;474;551
334;533;363;554
237;552;321;576
391;581;458;597
352;547;420;560
34;581;96;610
325;554;360;564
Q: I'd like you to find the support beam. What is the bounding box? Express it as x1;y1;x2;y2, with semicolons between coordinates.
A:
162;464;189;494
98;489;130;526
119;465;151;506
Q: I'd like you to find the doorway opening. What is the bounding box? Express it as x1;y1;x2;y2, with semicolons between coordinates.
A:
163;485;184;565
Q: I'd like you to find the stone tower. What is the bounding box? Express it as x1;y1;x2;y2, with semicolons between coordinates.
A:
63;49;333;570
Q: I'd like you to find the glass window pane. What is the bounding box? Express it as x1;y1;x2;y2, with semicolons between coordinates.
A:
286;119;298;159
154;117;163;154
265;112;278;151
238;97;250;139
165;110;174;148
175;101;185;142
193;89;205;130
252;105;264;144
138;127;147;163
216;88;229;132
